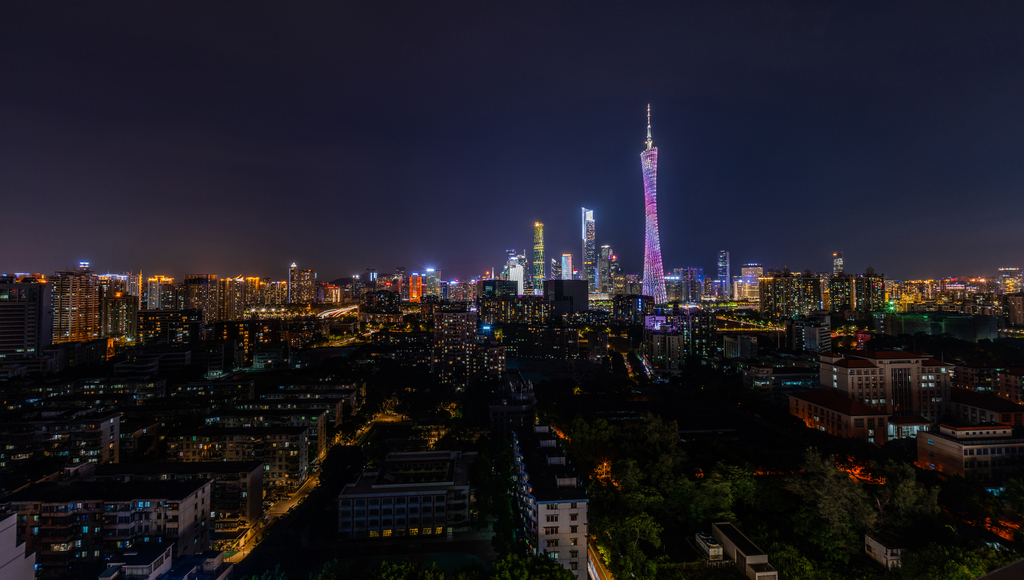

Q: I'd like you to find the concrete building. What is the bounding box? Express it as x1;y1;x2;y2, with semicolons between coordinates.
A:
0;410;120;469
51;266;101;344
819;351;951;422
918;423;1024;480
544;279;589;318
744;366;819;402
0;275;52;362
513;425;588;579
864;534;903;570
165;427;308;491
711;522;777;580
98;545;174;580
433;310;478;389
338;451;475;539
287;264;316;304
0;514;34;580
949;388;1024;427
995;368;1024;404
93;462;263;531
0;479;212;576
789;389;892;445
204;409;328;462
786;314;831;353
759;268;822;321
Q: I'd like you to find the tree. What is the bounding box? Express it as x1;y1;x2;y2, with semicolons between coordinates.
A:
900;544;998;580
488;553;575;580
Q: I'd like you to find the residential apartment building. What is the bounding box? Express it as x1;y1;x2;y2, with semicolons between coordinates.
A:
512;425;588;579
0;479;211;577
165;427;308;491
338;451;474;539
93;462;263;531
0;514;34;580
918;423;1024;480
0;410;120;469
204;409;328;462
995;368;1024;404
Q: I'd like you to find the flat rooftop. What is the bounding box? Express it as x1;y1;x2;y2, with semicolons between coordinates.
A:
714;522;765;557
95;461;263;476
3;479;208;503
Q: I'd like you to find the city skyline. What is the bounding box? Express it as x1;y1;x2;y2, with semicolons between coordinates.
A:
3;3;1023;280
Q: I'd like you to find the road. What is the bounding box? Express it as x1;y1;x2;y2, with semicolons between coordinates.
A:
588;539;613;580
225;466;323;563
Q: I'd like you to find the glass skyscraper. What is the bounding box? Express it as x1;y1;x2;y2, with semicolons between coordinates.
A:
582;208;596;292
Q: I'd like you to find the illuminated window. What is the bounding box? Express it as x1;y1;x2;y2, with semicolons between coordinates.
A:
382;529;392;537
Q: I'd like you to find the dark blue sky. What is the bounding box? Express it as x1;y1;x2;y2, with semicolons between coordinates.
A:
2;1;1022;281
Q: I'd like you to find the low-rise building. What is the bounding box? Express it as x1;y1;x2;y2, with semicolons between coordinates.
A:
205;409;328;462
744;366;819;402
0;479;212;577
338;451;475;540
98;545;174;580
0;409;120;470
711;521;777;580
93;462;263;531
695;531;723;562
789;389;891;445
864;534;903;570
918;423;1024;480
949;388;1024;426
166;427;307;491
513;425;588;579
995;368;1024;404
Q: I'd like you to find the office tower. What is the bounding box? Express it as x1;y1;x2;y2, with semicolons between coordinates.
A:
674;267;704;302
0;274;52;360
561;254;574;281
739;264;763;301
829;272;855;312
640;106;667;304
833;251;844;275
717;250;731;298
545;279;589;317
288;264;317;304
425;268;441;298
598;245;612;292
476;279;519;300
550;258;562;281
582;208;596;291
146;275;178;310
184;274;219;323
396;267;409;301
609;253;625;295
664;275;683;302
409;273;424;303
533;222;545;291
51;264;100;344
506;256;525;296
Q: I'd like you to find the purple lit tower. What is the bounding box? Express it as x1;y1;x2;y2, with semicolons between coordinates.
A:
640;104;668;304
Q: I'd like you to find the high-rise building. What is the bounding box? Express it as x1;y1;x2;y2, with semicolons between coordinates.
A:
433;310;478;390
219;276;246;320
759;268;823;320
145;275;178;310
999;267;1021;294
560;254;574;281
425;269;441;298
581;208;596;292
640;106;667;304
550;258;562;281
101;293;138;338
717;250;731;299
854;267;886;313
288;264;317;304
505;256;525;296
533;222;545;292
51;264;100;344
674;267;704;302
184;274;219;323
833;251;844;275
0;274;52;360
408;274;423;303
737;264;763;301
598;245;613;292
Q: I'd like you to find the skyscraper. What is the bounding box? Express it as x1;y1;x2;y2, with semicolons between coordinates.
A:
288;264;316;304
581;208;596;292
598;245;612;293
560;254;574;281
550;258;561;281
640;106;668;304
717;250;731;298
833;251;844;275
533;222;545;291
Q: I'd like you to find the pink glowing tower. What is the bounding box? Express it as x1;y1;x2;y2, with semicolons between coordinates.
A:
641;104;668;304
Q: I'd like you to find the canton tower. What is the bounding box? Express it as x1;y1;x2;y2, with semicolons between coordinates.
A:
641;105;668;304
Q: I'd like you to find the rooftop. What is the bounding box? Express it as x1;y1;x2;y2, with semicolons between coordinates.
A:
2;479;208;503
790;389;889;417
95;461;263;477
713;522;765;557
950;388;1024;413
514;428;587;503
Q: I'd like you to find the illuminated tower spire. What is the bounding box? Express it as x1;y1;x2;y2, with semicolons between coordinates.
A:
640;105;668;304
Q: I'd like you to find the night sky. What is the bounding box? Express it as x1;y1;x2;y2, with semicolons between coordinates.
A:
3;2;1023;281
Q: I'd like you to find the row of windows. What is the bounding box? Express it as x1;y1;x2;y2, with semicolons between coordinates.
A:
340;495;446;507
366;527;444;537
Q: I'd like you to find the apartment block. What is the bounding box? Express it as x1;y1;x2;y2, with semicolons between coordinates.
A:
165;427;307;491
512;425;588;579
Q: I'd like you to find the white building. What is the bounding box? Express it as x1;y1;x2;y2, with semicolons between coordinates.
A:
0;515;34;580
513;426;588;579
